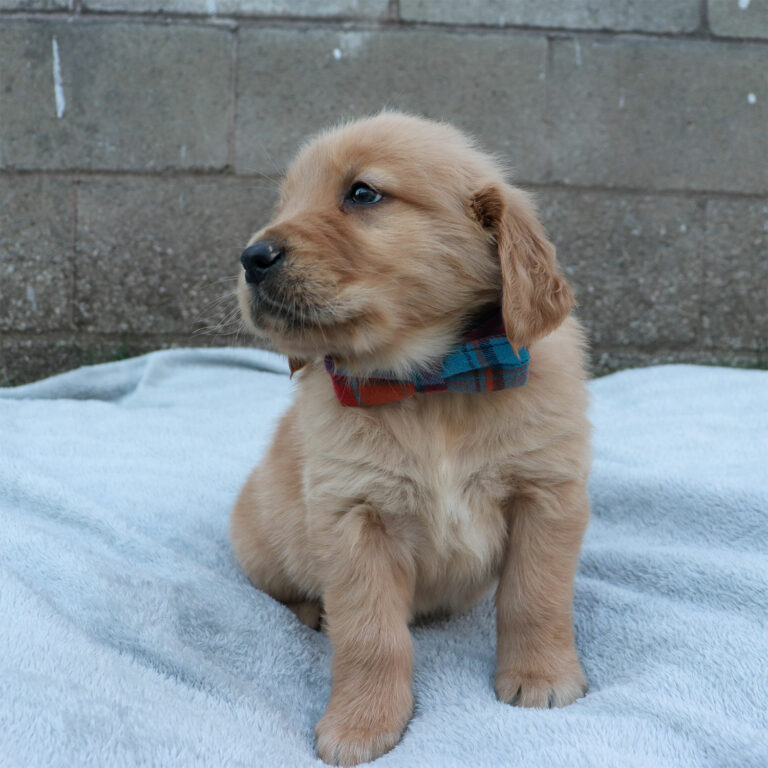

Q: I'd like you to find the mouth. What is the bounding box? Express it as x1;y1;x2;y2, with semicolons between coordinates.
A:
256;290;315;327
242;277;340;335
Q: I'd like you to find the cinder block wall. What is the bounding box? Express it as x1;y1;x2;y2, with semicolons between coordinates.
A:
1;0;766;384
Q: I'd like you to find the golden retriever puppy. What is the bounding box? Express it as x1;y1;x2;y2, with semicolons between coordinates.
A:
231;112;590;766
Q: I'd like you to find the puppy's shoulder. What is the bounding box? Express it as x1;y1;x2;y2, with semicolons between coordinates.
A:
529;315;589;383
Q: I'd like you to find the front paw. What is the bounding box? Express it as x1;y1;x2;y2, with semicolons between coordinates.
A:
496;651;587;709
315;700;410;766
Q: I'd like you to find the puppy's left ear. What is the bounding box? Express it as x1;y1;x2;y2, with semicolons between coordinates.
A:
471;183;575;350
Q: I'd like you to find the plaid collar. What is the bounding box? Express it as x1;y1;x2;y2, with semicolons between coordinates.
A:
324;310;529;407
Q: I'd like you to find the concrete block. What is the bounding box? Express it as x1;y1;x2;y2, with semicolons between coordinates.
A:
218;0;389;16
709;0;768;40
82;0;389;17
235;28;548;179
590;348;768;377
701;198;768;351
82;0;215;11
400;0;700;33
537;187;705;347
0;175;74;332
75;177;277;334
547;37;768;194
0;335;214;386
0;20;232;171
0;1;69;8
0;332;259;386
0;338;82;387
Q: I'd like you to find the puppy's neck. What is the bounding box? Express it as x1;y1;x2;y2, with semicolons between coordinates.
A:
333;304;501;378
334;325;458;379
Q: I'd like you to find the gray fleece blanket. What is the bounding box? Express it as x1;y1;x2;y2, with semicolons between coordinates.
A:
1;348;766;767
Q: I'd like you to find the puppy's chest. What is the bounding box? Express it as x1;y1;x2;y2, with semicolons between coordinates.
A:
425;451;502;520
423;452;507;559
362;428;510;563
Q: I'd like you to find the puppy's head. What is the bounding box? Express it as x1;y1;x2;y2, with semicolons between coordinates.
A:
238;112;574;374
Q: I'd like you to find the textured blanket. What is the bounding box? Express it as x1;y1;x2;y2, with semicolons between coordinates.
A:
1;349;766;767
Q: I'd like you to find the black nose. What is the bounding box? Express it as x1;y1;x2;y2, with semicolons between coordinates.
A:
241;240;285;284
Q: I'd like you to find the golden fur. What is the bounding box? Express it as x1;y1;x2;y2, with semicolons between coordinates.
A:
231;113;591;766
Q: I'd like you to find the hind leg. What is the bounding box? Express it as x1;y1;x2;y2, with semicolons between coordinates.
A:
286;600;323;630
230;406;321;616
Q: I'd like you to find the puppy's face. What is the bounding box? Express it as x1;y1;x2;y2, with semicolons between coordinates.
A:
238;113;573;374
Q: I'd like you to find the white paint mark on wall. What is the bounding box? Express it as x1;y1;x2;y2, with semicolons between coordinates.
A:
27;286;38;313
336;32;370;59
51;36;65;119
738;0;750;10
207;0;217;15
618;91;625;109
332;48;342;60
180;144;187;162
747;92;757;104
573;38;582;68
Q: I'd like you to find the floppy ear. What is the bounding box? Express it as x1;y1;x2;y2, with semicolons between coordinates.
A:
471;183;575;350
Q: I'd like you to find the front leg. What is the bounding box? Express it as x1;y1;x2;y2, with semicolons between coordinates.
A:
315;504;415;766
495;480;589;708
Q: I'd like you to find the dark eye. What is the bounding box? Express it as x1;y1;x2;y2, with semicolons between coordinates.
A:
347;181;383;206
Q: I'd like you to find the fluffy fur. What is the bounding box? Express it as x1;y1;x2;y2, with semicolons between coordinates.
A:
231;113;591;766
